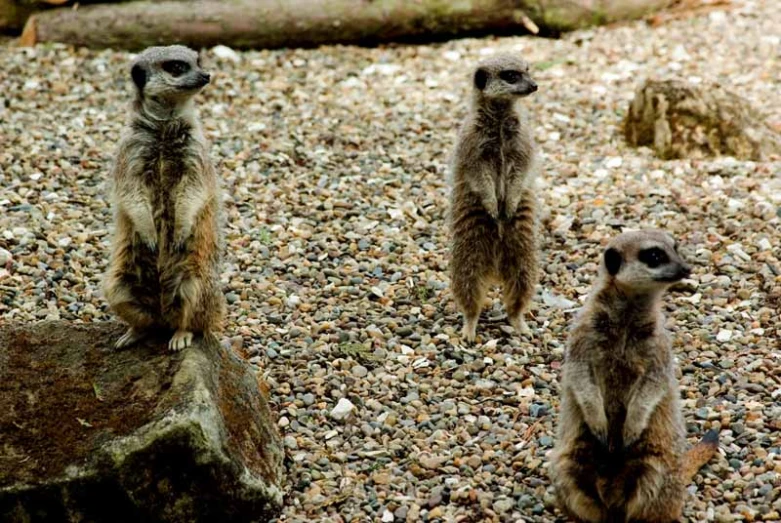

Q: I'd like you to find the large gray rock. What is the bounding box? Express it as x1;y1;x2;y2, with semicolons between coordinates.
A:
624;78;781;160
0;321;284;523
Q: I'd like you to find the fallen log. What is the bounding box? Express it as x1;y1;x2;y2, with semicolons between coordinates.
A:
18;0;675;50
0;321;285;523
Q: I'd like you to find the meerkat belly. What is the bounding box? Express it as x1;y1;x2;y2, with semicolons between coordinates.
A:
148;129;193;253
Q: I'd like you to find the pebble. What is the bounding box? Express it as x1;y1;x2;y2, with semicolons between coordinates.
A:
352;365;369;378
330;398;355;421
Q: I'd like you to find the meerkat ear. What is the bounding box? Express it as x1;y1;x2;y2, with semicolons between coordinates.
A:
131;64;147;91
604;248;622;276
474;68;488;90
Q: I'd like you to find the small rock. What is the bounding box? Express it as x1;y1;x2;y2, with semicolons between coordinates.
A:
212;45;240;62
331;398;355;421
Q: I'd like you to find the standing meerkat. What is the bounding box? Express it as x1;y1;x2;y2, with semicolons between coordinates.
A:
449;53;540;342
103;45;225;351
549;230;719;523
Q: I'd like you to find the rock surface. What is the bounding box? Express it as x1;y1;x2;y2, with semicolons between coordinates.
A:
0;321;284;523
624;78;781;160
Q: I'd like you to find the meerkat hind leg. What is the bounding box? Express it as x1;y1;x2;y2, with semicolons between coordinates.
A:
461;314;480;343
499;219;537;339
452;252;490;344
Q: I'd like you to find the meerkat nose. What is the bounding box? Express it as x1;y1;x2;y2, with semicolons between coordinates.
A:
679;265;691;278
528;80;538;92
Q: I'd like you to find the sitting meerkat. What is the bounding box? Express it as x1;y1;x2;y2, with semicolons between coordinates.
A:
449;53;540;343
549;230;719;523
103;45;225;351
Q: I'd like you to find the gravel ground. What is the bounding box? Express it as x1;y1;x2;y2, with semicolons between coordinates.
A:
1;0;780;521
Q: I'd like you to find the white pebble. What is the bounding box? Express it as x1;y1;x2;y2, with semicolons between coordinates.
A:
0;248;12;265
757;238;772;251
716;330;733;342
381;510;394;522
286;295;301;307
542;290;576;309
212;45;240;62
331;398;355;420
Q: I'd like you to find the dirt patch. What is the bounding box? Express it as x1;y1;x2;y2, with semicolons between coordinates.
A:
0;321;182;487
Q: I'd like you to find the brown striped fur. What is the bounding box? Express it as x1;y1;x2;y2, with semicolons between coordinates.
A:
103;46;225;351
550;230;719;522
449;54;540;342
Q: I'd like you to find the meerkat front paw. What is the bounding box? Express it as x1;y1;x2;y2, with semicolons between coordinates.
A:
115;328;145;349
169;330;194;351
486;201;500;221
587;414;609;448
622;424;644;449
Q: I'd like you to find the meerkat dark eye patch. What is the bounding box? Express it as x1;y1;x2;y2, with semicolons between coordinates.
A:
131;64;146;90
638;247;669;268
161;60;190;77
604;248;622;275
474;68;488;90
499;70;522;84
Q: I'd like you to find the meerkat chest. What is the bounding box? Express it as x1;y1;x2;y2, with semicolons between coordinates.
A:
141;128;194;226
480;126;528;201
597;348;646;404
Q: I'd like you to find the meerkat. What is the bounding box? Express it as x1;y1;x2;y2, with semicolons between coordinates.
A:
449;53;540;342
103;45;225;351
549;230;719;523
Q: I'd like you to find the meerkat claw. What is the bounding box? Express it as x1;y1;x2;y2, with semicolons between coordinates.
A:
115;328;145;349
169;330;194;351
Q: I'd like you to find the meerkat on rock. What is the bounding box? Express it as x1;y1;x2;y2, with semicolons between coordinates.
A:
103;45;225;351
449;53;540;342
550;230;719;523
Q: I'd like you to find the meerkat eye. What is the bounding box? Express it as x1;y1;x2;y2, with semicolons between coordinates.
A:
161;60;190;77
499;70;522;84
638;247;669;268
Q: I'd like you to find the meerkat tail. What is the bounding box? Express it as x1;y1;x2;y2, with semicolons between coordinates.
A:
680;430;719;484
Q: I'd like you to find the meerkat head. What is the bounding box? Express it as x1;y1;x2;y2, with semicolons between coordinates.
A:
601;230;691;294
130;45;210;113
472;53;537;100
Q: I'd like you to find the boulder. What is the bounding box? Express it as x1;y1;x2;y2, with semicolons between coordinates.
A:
624;78;781;161
0;321;284;523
